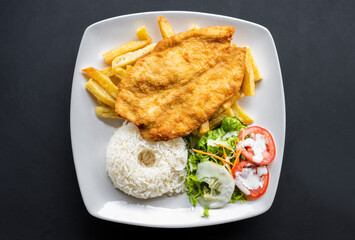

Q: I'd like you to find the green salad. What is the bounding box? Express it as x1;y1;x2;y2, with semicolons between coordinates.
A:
184;117;249;217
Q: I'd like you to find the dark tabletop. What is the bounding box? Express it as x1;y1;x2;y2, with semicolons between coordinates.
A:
1;0;354;239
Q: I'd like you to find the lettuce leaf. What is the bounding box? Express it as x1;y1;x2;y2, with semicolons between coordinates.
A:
221;116;246;132
229;188;247;203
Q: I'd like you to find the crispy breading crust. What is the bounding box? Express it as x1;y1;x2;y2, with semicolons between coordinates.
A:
115;26;246;141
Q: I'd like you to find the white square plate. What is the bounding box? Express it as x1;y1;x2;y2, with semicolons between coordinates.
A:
70;11;285;228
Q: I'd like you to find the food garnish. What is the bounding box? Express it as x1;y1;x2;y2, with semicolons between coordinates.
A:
238;126;276;165
195;161;235;209
232;160;269;199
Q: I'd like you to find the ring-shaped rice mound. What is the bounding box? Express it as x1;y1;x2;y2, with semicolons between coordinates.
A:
106;122;188;199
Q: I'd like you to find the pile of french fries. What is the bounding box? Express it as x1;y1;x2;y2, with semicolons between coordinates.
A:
82;16;262;134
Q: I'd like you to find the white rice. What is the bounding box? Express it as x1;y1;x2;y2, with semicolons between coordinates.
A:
106;122;188;199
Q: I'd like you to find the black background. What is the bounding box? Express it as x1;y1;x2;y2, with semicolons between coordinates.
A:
1;0;354;239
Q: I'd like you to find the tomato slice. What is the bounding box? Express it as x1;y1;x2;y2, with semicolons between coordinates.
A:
238;126;276;165
232;160;269;199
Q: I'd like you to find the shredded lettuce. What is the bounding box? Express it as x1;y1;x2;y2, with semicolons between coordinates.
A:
184;117;248;216
230;188;247;203
221;116;245;132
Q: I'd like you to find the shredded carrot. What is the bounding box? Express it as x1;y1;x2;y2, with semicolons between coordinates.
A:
221;146;233;173
226;162;232;173
232;147;243;171
241;129;245;141
216;143;235;153
232;129;245;171
193;149;233;166
222;146;227;160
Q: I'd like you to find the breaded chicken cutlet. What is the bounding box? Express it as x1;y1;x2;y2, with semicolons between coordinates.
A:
115;26;246;141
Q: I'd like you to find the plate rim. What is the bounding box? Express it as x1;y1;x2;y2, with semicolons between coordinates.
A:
70;10;286;228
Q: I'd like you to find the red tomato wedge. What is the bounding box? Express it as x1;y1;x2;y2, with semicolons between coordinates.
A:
238;126;276;165
232;160;269;199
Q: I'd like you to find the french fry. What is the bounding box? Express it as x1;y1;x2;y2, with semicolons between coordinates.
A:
189;24;199;30
95;105;120;119
234;44;263;82
103;39;151;64
82;67;118;99
245;46;262;81
199;121;210;134
112;67;126;80
100;67;120;85
125;65;133;72
241;54;255;96
112;43;156;69
157;16;175;38
231;103;254;125
209;108;235;130
209;92;244;121
85;79;116;108
191;128;199;136
192;121;210;136
233;43;255;94
100;67;114;77
136;25;150;40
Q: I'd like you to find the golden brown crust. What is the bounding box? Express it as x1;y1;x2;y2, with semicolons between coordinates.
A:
115;26;246;141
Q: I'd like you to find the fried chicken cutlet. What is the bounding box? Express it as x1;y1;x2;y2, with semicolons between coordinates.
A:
115;26;246;141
